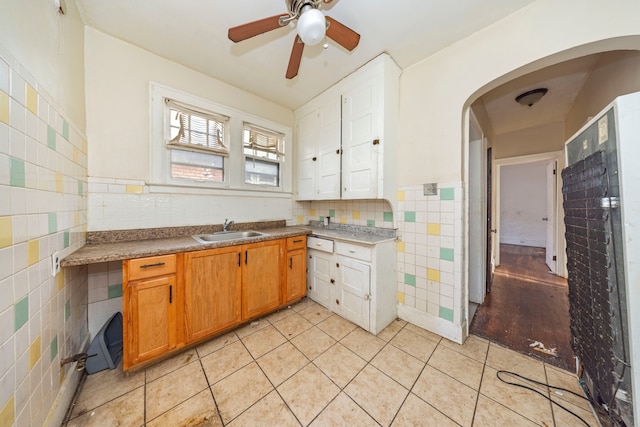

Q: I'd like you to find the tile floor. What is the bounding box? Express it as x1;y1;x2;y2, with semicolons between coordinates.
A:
64;298;599;426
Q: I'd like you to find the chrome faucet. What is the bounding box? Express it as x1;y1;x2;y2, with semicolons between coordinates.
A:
223;219;234;232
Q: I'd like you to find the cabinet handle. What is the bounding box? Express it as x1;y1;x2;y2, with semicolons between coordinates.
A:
140;262;165;269
293;239;303;243
312;157;317;161
330;279;335;284
336;263;340;268
169;285;173;304
245;250;248;265
336;299;340;305
372;138;380;145
238;252;241;267
289;257;293;269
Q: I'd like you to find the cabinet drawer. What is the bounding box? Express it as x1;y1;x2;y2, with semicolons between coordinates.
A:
336;241;372;262
287;236;307;250
127;254;176;281
307;236;334;253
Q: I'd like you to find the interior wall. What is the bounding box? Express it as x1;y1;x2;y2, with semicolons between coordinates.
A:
565;50;640;138
493;121;565;160
0;3;88;426
500;162;547;247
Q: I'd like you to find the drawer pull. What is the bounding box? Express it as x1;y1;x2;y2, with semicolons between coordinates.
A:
293;239;303;243
349;250;356;253
289;257;293;269
169;285;173;304
140;262;165;269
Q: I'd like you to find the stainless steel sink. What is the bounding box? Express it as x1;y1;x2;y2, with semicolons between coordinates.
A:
192;230;269;244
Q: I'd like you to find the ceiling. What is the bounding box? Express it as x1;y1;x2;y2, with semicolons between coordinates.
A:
74;0;537;110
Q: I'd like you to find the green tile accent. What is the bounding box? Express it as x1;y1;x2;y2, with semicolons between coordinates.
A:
440;188;455;201
64;299;70;321
108;284;123;299
47;125;56;150
367;220;375;227
48;213;57;234
77;180;83;196
440;247;455;262
9;157;25;187
62;120;69;140
329;209;335;217
50;335;58;362
14;296;29;331
404;273;416;287
383;212;393;222
439;306;454;322
404;211;416;223
64;231;70;248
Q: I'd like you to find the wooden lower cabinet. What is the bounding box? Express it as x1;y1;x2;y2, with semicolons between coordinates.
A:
241;240;283;319
184;246;242;344
285;236;307;303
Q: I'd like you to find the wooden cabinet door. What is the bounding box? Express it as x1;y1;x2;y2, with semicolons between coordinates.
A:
126;275;176;369
285;248;306;303
335;255;371;330
242;240;282;319
184;247;242;344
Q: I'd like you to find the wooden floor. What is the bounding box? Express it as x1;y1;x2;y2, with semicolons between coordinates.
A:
470;244;575;371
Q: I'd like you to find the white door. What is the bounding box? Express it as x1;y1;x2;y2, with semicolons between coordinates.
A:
545;161;556;272
307;251;333;309
335;256;370;330
468;137;486;304
317;96;342;199
341;74;379;199
295;109;318;200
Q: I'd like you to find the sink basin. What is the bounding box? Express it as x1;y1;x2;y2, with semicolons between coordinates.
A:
192;230;269;244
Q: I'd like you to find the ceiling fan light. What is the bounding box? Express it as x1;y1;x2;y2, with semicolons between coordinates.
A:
297;8;326;46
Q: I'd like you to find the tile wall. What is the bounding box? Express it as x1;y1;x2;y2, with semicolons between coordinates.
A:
291;200;394;228
87;261;122;339
0;45;88;426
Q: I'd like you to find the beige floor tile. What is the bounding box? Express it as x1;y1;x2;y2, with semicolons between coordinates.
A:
227;390;300;427
428;345;484;390
291;297;319;313
485;343;547;384
200;340;253;385
70;362;145;418
235;318;270;339
391;393;458;427
376;319;406;342
440;334;489;363
257;341;309;386
403;323;443;343
297;305;333;325
291;327;336;360
146;360;209;421
278;363;340;425
265;306;297;324
545;364;592;411
212;362;274;424
273;313;314;339
412;365;477;427
195;331;239;358
345;365;409;426
371;345;425;389
389;329;438;362
66;386;144;427
340;328;386;361
472;394;538;427
551;395;600;427
317;314;358;340
314;343;367;388
146;389;222;427
146;348;199;382
241;324;287;358
480;365;553;426
310;392;378;426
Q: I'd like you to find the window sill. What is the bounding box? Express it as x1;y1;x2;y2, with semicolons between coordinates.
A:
148;183;292;198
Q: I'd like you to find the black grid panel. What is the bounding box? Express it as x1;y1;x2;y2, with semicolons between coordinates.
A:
562;150;615;406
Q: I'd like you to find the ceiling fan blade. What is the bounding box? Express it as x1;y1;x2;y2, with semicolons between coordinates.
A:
228;15;286;42
286;36;305;79
325;16;360;51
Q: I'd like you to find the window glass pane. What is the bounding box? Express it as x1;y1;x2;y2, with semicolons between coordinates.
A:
245;157;279;186
171;149;224;182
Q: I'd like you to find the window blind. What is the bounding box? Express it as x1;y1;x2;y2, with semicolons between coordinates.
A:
166;98;229;155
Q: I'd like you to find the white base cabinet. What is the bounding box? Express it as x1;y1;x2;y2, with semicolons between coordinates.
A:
306;236;396;334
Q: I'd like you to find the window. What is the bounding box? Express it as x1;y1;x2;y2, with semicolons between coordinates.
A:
166;99;228;183
243;123;285;187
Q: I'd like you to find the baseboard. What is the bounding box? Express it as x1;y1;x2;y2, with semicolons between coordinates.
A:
397;304;464;344
43;335;90;427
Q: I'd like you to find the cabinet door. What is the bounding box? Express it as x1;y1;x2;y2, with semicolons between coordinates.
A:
307;250;333;309
296;109;318;200
126;275;176;368
242;240;283;319
341;73;380;199
184;247;242;344
317;97;342;199
285;248;306;303
335;256;371;330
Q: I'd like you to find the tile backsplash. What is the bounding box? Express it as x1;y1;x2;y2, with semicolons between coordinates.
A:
291;200;394;229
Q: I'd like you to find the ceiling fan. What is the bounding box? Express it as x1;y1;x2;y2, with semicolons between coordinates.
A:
228;0;361;79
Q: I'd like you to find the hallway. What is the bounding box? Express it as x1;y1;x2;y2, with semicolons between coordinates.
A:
470;244;574;371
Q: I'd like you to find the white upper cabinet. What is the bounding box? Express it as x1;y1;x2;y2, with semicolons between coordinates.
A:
294;54;400;201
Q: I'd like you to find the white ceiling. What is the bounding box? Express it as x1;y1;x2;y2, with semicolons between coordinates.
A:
74;0;537;111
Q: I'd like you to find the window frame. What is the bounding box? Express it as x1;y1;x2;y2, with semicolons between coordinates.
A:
149;83;292;194
242;122;286;188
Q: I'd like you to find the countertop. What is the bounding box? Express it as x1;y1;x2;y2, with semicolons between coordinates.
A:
301;226;397;245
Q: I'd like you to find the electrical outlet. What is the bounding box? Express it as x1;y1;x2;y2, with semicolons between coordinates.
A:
51;251;61;277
